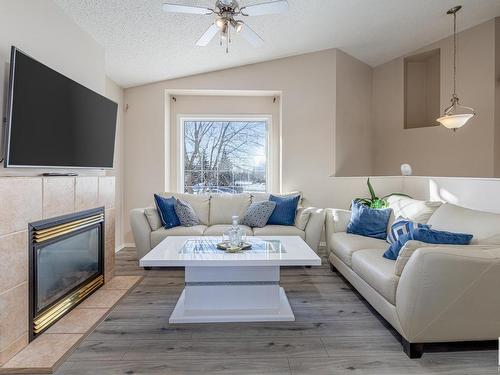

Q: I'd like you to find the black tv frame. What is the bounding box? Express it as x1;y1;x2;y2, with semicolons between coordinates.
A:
3;46;118;169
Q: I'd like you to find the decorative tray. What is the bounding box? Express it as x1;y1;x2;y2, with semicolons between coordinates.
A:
216;241;252;253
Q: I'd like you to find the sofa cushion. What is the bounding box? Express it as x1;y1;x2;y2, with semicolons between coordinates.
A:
253;225;305;239
161;192;210;225
209;193;252;225
175;199;200;227
383;227;473;260
387;217;430;244
150;225;207;248
154;194;180;229
330;232;387;267
295;207;311;230
427;203;500;244
346;201;392;240
204;224;253;236
240;201;276;228
267;194;301;226
387;195;442;224
144;207;162;231
251;191;303;204
352;249;399;305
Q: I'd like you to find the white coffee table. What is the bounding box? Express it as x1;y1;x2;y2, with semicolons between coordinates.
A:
139;236;321;324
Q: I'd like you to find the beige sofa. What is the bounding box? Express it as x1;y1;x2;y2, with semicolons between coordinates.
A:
131;192;325;260
326;197;500;358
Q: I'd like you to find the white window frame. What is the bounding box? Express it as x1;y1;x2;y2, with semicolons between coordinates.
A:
177;115;273;194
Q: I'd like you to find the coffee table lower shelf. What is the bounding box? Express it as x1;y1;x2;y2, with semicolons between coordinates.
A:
169;287;294;323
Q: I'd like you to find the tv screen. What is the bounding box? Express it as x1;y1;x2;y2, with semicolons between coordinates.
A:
4;47;118;169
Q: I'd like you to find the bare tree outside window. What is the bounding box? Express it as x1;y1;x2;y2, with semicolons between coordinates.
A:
183;120;267;194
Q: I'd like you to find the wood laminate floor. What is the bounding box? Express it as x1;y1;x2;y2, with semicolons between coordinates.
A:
56;248;498;375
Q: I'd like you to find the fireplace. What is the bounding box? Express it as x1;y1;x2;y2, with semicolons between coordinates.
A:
28;207;105;341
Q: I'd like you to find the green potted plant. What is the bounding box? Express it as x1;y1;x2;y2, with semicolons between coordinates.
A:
353;178;411;209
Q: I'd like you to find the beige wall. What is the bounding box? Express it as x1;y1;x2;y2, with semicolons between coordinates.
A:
0;0;106;177
404;51;440;128
123;49;340;242
402;176;500;214
0;2;126;247
334;50;373;176
372;19;497;177
495;18;500;177
329;175;500;215
168;94;280;193
105;78;125;250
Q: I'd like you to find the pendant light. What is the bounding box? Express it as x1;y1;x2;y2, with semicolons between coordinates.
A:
436;5;475;131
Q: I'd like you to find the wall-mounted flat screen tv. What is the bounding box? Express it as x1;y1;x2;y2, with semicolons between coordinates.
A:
4;46;118;169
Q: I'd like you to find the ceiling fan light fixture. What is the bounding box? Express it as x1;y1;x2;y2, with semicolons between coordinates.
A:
230;19;243;32
215;17;226;29
163;0;289;51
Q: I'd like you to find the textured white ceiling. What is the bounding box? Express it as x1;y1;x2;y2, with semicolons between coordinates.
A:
53;0;500;88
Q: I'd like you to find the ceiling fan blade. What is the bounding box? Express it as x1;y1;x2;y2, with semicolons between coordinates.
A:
238;23;264;47
240;0;288;16
196;24;219;46
162;3;212;15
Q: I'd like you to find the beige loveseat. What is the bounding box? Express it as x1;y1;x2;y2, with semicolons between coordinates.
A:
326;197;500;358
131;192;325;260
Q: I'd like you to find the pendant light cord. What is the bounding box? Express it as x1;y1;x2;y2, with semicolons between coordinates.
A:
453;10;457;97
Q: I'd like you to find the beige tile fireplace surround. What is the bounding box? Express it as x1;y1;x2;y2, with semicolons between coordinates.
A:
0;176;118;367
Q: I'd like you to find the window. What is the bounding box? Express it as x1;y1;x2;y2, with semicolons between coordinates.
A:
181;119;269;194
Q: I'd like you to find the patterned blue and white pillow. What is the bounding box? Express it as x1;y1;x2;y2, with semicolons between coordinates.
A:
174;199;200;227
387;217;430;244
241;201;277;228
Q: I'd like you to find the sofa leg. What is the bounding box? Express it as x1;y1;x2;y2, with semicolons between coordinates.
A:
305;266;312;269
143;266;152;270
402;339;424;358
329;263;337;273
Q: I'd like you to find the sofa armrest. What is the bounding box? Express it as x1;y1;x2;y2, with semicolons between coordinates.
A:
395;246;500;343
395;241;498;276
325;208;351;251
302;207;325;252
130;208;153;260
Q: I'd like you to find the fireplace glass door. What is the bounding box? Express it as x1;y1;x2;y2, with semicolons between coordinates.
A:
29;207;105;340
35;226;100;312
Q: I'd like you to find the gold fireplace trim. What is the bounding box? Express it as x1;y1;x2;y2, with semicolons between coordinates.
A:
33;214;104;243
33;275;104;334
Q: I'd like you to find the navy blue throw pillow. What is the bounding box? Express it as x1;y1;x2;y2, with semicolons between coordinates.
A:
383;227;473;260
346;200;392;240
267;194;300;226
154;194;180;229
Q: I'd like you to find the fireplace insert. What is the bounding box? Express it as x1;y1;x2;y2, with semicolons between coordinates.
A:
28;207;104;340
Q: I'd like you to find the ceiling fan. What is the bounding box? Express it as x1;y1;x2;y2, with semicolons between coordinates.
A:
162;0;289;52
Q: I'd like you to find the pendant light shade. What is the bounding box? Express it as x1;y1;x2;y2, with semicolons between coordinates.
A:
437;113;474;129
436;94;475;130
436;5;475;131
